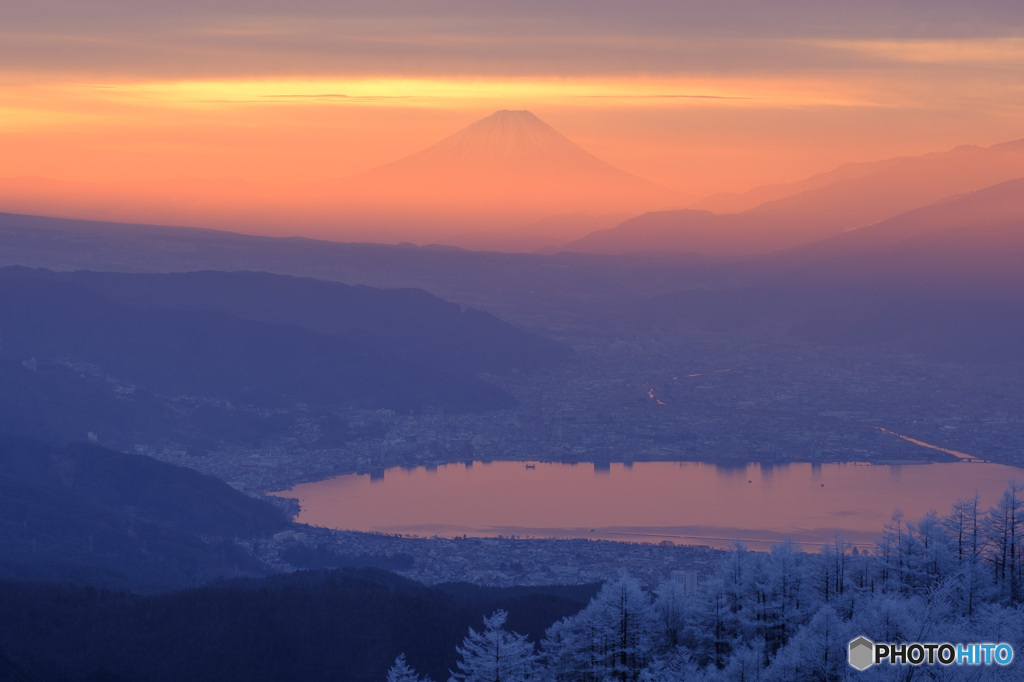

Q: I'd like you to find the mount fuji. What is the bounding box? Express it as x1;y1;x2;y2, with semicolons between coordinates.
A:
331;110;685;243
0;110;686;250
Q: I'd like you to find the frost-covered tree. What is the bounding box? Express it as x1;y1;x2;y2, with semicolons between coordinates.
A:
811;542;835;606
877;509;906;593
387;653;431;682
765;605;849;682
541;574;657;681
718;638;766;682
691;543;759;666
986;480;1023;603
903;510;952;593
593;574;659;680
538;609;607;681
690;575;731;668
449;484;1024;681
945;493;988;615
637;646;699;681
946;494;981;565
451;610;537;682
652;580;687;649
763;540;804;654
849;591;920;645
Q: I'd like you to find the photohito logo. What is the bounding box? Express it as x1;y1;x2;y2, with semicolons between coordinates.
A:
848;636;1014;671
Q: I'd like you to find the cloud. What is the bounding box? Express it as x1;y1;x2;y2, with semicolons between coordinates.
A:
62;75;873;112
1;1;1021;80
261;94;418;100
577;94;756;101
805;37;1024;66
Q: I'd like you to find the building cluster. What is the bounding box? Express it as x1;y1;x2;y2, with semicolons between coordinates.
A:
244;525;722;590
143;329;1024;495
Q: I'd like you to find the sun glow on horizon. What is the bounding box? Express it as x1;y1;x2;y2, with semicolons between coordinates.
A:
44;74;879;111
1;5;1022;225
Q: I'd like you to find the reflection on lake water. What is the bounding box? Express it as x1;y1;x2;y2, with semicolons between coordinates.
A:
271;460;1021;550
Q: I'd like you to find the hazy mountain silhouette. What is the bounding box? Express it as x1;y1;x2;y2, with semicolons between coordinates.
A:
630;177;1024;362
348;110;678;207
58;269;570;375
687;156;907;214
0;211;713;323
0;268;570;454
0;111;686;246
0;174;273;236
760;176;1024;290
0;433;285;590
689;138;1024;215
321;110;685;239
564;138;1024;257
442;213;629;253
789;176;1024;252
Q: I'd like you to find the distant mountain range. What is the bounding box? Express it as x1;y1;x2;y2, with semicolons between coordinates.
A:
760;176;1024;289
2;199;1020;368
0;211;713;321
0;110;686;248
3;116;1021;258
0;267;569;452
619;177;1024;363
2;124;1023;364
57;269;568;376
562;138;1024;256
686;140;1024;214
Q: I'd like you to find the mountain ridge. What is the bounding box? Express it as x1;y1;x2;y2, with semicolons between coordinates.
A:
561;137;1024;257
337;109;686;231
687;138;1024;215
386;109;598;165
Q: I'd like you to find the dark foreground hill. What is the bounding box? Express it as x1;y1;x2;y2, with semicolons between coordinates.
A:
0;569;598;682
0;211;713;322
0;267;568;450
0;434;287;591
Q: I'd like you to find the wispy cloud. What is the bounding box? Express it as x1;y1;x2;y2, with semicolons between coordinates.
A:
261;94;418;100
1;2;1021;80
577;94;756;101
805;37;1024;66
70;76;872;111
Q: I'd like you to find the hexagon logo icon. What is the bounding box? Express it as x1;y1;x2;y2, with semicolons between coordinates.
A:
848;636;875;671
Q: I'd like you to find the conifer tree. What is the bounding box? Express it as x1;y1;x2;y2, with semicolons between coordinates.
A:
387;653;428;682
541;574;657;681
451;610;537;682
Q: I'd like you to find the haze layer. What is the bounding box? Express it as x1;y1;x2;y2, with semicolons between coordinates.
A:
2;1;1023;245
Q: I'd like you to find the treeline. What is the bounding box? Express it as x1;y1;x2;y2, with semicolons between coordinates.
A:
4;481;1023;680
392;482;1024;681
0;569;597;682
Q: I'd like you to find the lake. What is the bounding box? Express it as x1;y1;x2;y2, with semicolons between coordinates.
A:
271;460;1021;550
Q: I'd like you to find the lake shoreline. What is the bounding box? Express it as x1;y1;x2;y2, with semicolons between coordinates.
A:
271;459;1020;552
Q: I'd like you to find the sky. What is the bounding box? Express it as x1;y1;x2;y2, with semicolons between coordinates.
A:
2;1;1023;217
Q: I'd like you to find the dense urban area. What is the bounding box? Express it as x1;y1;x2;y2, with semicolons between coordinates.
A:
117;326;1024;594
141;329;1024;496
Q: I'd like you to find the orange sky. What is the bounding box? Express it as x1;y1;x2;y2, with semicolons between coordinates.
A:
1;1;1022;235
